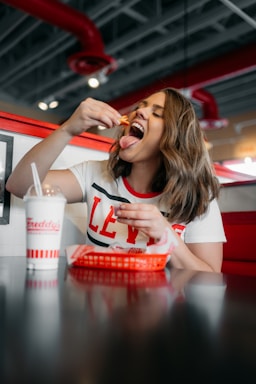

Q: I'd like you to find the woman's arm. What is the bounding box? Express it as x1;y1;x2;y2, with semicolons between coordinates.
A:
6;127;74;199
169;239;223;273
6;98;121;200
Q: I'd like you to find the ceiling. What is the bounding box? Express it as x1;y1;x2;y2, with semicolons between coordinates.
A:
0;0;256;131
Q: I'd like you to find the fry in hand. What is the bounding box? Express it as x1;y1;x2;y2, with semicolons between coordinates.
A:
119;115;129;126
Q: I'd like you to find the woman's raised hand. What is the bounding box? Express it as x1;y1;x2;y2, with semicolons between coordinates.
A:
61;97;122;137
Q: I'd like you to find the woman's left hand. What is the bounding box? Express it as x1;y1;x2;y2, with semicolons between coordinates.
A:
116;203;168;241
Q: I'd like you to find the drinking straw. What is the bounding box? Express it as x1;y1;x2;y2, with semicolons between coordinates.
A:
31;162;43;196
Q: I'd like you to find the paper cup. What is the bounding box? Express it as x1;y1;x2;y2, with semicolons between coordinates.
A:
24;184;66;270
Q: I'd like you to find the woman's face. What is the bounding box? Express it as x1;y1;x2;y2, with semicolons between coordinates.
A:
119;92;166;165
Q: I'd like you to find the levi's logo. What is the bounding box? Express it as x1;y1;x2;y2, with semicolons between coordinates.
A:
27;217;61;233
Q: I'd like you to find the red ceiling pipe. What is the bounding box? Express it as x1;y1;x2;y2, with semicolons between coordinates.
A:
191;88;228;130
2;0;117;75
192;89;219;118
109;42;256;127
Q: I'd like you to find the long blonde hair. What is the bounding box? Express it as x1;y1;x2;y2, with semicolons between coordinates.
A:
108;88;220;223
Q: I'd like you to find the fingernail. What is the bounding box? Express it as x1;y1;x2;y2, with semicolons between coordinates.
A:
114;206;119;216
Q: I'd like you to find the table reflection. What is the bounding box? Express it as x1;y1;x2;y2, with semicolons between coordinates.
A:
67;267;227;332
24;269;60;356
1;257;256;384
67;267;177;325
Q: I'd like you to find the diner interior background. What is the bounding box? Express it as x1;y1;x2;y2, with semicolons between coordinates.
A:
0;0;256;170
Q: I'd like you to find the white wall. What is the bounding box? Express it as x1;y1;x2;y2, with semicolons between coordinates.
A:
0;130;109;257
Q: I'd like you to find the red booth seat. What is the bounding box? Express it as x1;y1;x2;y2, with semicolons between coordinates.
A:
221;211;256;276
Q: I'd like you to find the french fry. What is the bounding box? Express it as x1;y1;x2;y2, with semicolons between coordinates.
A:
119;115;129;126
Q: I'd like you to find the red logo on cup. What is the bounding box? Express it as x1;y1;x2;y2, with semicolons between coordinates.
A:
27;217;61;233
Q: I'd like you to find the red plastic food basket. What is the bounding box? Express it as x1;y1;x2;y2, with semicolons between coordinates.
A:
69;249;168;272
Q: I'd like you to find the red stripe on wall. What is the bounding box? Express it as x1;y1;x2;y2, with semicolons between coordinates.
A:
0;111;113;152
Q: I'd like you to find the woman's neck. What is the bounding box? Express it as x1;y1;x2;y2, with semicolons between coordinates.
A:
127;162;159;194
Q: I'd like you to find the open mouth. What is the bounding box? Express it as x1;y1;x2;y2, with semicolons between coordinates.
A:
119;122;144;149
129;122;144;139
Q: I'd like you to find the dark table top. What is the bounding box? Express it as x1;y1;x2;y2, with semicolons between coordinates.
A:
1;256;256;384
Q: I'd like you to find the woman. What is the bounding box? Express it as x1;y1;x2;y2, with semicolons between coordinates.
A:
6;88;226;272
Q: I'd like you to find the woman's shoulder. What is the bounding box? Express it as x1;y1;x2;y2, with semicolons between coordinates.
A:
86;159;108;171
71;159;108;172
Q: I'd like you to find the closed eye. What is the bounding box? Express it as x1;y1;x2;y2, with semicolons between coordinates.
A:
153;111;163;118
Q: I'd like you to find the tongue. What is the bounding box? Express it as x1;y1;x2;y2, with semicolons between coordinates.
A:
119;136;140;149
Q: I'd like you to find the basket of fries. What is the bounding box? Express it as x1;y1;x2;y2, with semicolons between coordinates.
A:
66;228;178;272
66;245;168;272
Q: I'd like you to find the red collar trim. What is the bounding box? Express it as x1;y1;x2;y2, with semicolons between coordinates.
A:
123;177;161;198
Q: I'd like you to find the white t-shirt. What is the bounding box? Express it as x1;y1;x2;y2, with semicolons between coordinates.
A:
70;160;226;248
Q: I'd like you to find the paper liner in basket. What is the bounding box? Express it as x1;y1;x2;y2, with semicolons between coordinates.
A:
66;227;178;269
